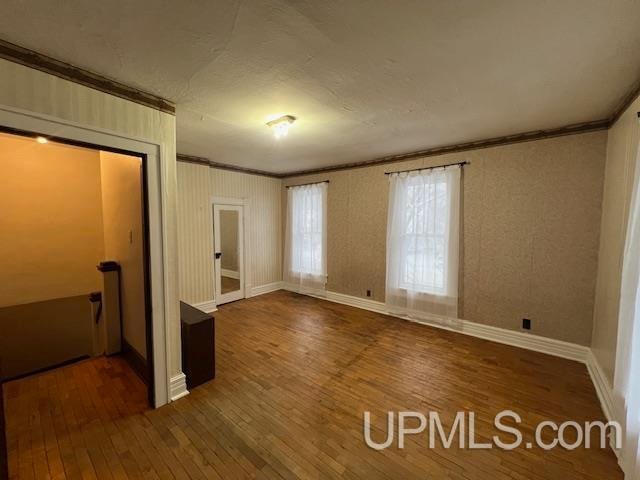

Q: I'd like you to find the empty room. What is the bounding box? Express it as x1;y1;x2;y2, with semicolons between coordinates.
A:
0;1;640;479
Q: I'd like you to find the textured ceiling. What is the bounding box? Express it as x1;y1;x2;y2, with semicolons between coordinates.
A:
1;0;640;173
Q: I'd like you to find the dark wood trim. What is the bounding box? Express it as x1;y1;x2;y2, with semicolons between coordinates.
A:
0;125;148;159
176;153;211;167
139;150;156;407
177;153;281;178
122;339;149;385
609;80;640;127
0;369;7;480
0;39;175;115
281;119;609;178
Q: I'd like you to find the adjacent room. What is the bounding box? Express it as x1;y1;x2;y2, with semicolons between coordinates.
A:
0;131;153;477
1;1;640;479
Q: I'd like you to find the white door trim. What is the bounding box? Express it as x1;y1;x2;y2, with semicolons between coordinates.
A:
210;195;251;294
0;104;173;407
212;202;247;305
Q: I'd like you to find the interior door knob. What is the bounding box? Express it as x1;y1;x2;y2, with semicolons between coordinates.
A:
215;252;222;259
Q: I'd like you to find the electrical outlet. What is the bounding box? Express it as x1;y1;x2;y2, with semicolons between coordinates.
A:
366;289;372;297
522;318;532;330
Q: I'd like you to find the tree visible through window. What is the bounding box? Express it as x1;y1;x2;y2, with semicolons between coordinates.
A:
385;164;461;319
399;180;449;294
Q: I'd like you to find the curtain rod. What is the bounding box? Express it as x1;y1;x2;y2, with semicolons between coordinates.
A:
384;161;469;175
285;180;330;188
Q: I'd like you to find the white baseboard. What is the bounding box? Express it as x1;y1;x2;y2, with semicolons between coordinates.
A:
283;285;589;363
221;268;240;279
585;351;624;467
192;299;217;313
169;373;189;402
585;350;616;422
250;281;285;297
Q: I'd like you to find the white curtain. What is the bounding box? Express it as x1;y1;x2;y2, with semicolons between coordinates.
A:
386;165;461;320
284;182;328;293
614;127;640;480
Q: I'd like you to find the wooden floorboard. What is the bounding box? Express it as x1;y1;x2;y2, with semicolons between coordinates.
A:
3;290;622;479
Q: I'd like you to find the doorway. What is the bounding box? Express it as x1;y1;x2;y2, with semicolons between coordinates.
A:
213;203;245;305
0;130;154;405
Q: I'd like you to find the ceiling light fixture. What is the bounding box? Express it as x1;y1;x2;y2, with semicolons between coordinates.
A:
266;115;296;139
36;136;48;144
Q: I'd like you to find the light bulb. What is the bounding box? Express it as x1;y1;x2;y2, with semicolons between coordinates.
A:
266;115;296;139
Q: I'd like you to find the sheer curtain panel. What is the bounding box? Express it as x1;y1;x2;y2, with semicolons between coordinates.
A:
284;182;328;294
385;165;461;320
614;125;640;480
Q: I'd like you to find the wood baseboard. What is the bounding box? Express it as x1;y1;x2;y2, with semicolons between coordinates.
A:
121;339;149;385
0;376;7;480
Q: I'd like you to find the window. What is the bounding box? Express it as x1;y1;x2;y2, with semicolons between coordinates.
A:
291;185;324;274
385;165;461;318
399;179;449;294
284;182;327;291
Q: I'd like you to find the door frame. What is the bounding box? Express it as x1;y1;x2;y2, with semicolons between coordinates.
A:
211;196;250;305
0;105;175;407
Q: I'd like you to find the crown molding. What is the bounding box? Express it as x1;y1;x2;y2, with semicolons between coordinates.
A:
176;154;281;178
280;119;609;178
0;39;175;115
608;79;640;127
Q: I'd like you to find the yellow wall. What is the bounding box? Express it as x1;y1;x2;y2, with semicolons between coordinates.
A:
0;133;104;307
177;162;282;304
100;151;147;359
591;99;640;383
284;131;607;346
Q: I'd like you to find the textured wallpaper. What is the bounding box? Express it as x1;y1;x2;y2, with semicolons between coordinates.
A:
284;131;608;346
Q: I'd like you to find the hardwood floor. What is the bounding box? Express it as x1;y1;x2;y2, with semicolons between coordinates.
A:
3;290;622;479
3;355;149;480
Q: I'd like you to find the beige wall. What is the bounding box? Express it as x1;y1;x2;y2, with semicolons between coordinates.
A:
220;210;239;272
591;99;640;383
177;162;282;304
0;133;104;307
100;151;147;359
284;131;607;345
0;58;182;383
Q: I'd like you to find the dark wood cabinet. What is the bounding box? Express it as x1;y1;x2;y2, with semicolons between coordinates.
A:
180;302;215;390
